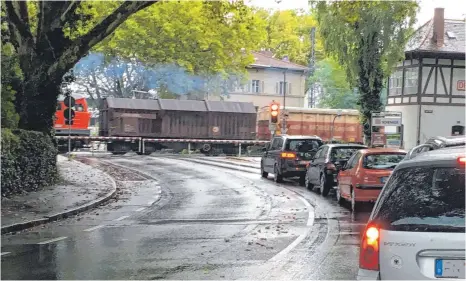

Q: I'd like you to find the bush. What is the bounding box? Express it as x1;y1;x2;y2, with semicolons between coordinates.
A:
1;129;58;196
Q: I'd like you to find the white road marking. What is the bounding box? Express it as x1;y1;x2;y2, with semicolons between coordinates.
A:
1;252;11;256
296;196;314;226
135;207;146;212
114;215;129;221
268;194;315;263
83;225;105;232
333;231;360;235
37;236;67;245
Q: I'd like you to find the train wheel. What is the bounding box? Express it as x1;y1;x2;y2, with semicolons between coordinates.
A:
201;143;212;155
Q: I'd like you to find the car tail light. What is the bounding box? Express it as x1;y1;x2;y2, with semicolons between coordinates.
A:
458;157;466;165
281;152;296;159
359;223;380;271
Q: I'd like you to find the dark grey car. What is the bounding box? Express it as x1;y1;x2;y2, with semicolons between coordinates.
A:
305;144;367;197
261;135;323;184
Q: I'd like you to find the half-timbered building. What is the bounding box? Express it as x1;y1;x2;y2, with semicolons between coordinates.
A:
386;8;465;149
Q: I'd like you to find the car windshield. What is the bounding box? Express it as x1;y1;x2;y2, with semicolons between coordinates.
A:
363;153;405;169
330;147;363;162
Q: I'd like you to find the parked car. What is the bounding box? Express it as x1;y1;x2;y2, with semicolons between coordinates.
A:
336;148;406;212
304;144;367;196
261;135;323;184
404;135;465;160
357;146;465;280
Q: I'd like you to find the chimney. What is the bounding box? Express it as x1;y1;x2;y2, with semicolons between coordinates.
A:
432;8;445;47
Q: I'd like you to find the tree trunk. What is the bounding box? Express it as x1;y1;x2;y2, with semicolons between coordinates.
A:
357;34;383;144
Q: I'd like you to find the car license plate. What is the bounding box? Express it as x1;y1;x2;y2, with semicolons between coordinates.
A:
380;177;388;183
299;161;308;165
435;259;466;278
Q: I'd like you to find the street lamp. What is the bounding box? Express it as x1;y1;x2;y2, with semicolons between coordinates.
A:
330;110;342;142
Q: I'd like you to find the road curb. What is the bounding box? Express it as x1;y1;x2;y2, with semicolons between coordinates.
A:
1;158;118;235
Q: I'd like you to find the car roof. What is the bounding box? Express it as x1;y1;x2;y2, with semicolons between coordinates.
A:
278;135;322;140
397;146;465;169
359;148;407;154
427;135;466;146
326;144;367;148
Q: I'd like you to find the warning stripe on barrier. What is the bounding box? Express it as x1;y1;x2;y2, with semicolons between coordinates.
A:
143;138;269;145
55;136;269;145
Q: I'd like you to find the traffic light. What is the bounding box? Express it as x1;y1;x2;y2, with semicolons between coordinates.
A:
63;95;76;125
270;102;280;124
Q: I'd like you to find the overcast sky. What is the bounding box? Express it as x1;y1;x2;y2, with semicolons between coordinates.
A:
246;0;466;27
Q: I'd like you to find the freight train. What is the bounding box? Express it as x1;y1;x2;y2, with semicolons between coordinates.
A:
99;97;258;155
257;106;364;143
54;94;92;152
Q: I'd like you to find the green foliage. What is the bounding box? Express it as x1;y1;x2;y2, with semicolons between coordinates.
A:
1;129;58;196
1;16;21;129
257;9;323;65
312;58;358;109
314;1;418;140
94;1;265;75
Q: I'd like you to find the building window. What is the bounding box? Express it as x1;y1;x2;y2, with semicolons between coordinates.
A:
252;80;260;93
403;68;418;95
279;81;288;95
389;70;403;96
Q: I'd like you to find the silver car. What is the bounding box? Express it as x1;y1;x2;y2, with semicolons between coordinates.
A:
357;146;465;280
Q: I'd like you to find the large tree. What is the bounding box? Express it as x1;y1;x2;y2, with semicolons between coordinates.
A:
256;8;324;66
3;1;158;133
314;1;418;141
312;58;358;109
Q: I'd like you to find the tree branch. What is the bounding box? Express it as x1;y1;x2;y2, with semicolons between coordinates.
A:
5;1;34;49
47;1;158;81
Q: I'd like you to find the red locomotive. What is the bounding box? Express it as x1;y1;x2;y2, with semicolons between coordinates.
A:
54;94;91;151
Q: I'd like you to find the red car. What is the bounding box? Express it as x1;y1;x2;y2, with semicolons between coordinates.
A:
336;148;406;212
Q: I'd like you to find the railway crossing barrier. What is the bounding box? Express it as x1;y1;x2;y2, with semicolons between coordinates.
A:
54;136;269;156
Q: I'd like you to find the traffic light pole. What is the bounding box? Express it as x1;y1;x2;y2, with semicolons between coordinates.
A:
282;70;287;134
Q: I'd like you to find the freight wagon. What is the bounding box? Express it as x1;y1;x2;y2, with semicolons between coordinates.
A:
257;106;363;143
99;97;258;155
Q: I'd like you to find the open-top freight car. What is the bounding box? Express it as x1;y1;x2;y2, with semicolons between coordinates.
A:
99;97;258;155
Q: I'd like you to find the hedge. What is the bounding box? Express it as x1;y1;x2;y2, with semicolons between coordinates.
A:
1;128;58;196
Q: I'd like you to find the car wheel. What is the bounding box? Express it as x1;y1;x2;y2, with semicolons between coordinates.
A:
336;185;344;205
274;165;283;183
351;188;358;212
299;175;305;186
320;174;330;197
261;164;268;178
305;173;314;191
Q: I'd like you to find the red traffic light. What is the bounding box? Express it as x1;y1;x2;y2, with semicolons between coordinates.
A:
271;111;279;117
271;104;279;111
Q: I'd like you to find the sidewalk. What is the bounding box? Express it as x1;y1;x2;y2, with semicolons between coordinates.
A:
1;155;116;234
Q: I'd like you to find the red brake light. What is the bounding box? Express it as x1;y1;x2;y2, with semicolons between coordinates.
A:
359;224;380;271
458;157;466;165
281;152;296;159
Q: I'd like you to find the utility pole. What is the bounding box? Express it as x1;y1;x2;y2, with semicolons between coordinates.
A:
308;27;316;108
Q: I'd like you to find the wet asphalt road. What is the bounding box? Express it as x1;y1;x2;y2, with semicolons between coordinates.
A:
1;155;371;280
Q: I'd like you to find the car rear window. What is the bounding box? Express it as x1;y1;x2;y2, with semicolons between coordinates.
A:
372;166;465;232
286;139;322;152
285;139;323;160
330;147;364;161
363;153;405;170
